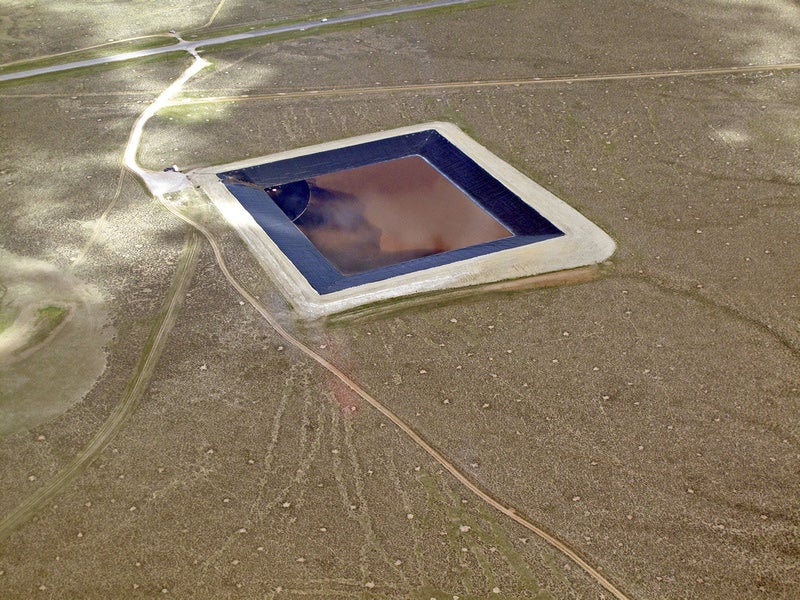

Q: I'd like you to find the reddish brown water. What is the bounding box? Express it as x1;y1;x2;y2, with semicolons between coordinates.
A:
294;155;512;275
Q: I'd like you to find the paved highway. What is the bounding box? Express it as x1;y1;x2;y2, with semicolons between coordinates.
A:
0;0;476;82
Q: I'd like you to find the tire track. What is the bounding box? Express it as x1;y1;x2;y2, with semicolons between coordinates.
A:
157;193;632;600
166;61;800;107
0;228;201;541
5;30;634;595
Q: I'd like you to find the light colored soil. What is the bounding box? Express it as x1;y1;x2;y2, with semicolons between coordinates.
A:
0;2;798;599
0;303;71;364
0;249;111;437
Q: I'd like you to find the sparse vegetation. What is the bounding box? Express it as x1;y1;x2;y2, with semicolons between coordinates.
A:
12;305;68;355
0;284;11;334
33;305;67;330
1;1;799;599
0;36;177;76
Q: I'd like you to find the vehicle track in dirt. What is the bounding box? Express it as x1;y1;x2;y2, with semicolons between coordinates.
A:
0;228;201;542
0;5;639;595
156;186;633;599
165;61;800;107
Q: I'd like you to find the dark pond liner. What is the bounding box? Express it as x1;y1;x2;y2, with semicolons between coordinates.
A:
218;129;564;295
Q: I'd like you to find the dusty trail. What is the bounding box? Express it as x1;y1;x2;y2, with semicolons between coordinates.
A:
2;5;635;596
133;45;632;599
165;60;800;107
158;191;632;600
69;167;127;271
0;229;200;541
198;0;228;29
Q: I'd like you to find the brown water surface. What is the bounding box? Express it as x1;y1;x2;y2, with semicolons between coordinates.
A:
295;155;512;275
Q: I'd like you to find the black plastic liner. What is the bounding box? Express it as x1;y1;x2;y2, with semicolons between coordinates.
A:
218;130;564;295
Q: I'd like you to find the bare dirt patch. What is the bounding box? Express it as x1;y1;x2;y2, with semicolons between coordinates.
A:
0;248;111;437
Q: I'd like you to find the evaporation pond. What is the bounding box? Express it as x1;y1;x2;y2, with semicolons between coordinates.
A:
277;156;512;275
198;122;611;316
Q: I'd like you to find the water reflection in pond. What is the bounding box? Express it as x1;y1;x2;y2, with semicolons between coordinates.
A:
268;156;512;275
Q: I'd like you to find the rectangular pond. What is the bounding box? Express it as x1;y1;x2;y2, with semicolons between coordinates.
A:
217;128;563;293
189;122;616;319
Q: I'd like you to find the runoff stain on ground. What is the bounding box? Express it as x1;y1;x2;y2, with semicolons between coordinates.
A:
0;249;111;437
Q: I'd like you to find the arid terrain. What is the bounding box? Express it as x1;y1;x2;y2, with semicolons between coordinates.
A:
1;1;798;598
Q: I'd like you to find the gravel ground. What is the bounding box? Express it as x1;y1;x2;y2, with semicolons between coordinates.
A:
1;1;798;598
